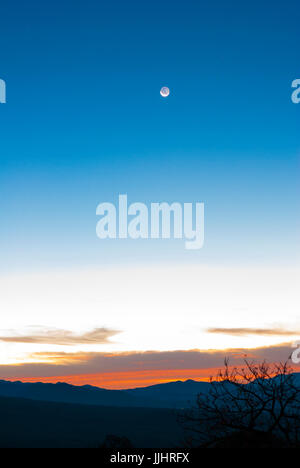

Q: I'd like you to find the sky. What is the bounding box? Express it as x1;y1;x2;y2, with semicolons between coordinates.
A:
0;0;299;388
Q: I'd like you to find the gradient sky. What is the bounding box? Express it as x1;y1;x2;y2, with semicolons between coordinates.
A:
0;0;299;387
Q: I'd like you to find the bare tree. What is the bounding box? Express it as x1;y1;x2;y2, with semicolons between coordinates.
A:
179;360;300;448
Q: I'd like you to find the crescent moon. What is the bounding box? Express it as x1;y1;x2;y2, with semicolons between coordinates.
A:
160;87;170;98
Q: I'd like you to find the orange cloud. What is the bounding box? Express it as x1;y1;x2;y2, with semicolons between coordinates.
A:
207;327;300;337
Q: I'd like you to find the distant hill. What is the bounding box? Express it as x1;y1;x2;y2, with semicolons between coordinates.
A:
0;374;298;409
125;379;211;407
0;396;182;448
0;379;139;407
0;374;299;448
0;378;209;408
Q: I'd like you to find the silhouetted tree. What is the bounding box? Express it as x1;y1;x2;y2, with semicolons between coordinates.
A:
179;360;300;448
99;434;134;448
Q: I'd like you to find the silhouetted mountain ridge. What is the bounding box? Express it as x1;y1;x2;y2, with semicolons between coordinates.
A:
0;374;299;409
0;378;210;408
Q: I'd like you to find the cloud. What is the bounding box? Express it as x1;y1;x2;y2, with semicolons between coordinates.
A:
207;327;300;337
0;343;298;383
0;327;119;346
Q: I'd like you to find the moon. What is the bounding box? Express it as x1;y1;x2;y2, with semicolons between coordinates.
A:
160;87;170;98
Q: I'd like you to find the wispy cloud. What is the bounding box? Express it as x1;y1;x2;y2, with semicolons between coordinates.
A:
0;327;120;346
207;327;300;337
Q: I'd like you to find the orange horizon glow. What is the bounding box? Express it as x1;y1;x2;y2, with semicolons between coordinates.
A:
4;363;300;390
6;367;222;390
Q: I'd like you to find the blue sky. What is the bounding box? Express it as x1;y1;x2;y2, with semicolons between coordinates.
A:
0;1;300;384
0;0;299;272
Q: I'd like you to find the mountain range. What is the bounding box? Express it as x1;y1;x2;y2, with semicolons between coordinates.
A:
1;375;299;448
1;373;299;410
0;378;210;409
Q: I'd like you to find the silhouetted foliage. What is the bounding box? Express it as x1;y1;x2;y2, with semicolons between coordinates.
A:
179;360;300;448
99;434;134;448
